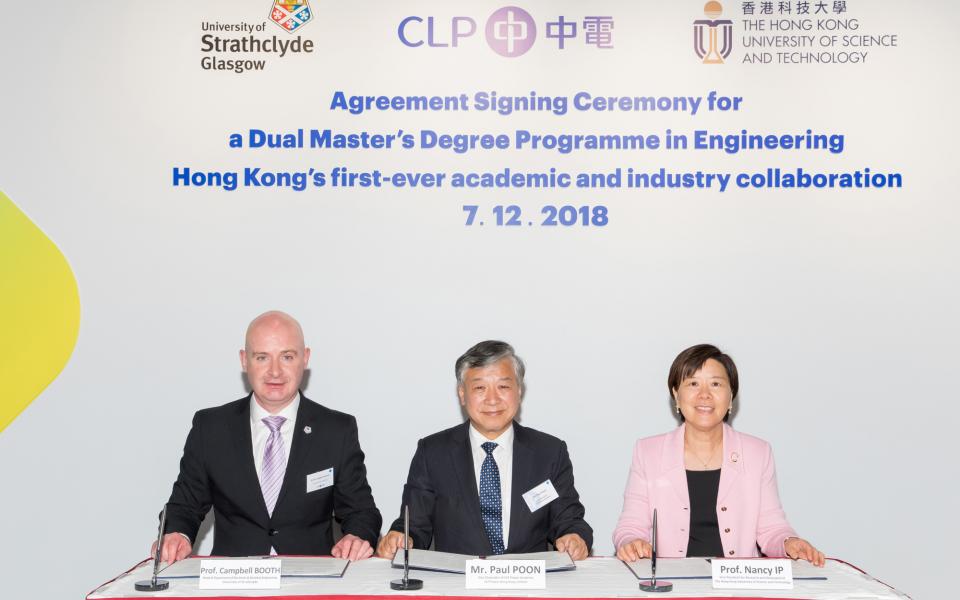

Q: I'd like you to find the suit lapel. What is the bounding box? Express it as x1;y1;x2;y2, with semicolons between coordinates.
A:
274;393;312;512
508;422;533;552
661;425;690;507
450;423;492;555
717;422;743;504
231;395;270;523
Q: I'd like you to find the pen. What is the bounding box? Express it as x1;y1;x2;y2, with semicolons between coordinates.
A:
650;508;658;585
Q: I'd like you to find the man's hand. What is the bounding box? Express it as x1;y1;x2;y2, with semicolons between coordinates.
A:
151;533;192;564
616;538;653;562
784;537;825;567
331;533;374;561
554;533;588;561
376;530;413;559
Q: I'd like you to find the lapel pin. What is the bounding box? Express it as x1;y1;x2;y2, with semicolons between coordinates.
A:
304;426;312;434
730;452;739;463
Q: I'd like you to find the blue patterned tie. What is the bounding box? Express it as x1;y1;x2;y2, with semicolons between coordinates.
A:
479;441;505;554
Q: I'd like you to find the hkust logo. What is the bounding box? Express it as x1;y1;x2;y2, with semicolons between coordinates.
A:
270;1;313;33
694;1;733;63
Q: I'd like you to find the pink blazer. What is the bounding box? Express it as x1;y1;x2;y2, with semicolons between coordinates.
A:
612;423;797;558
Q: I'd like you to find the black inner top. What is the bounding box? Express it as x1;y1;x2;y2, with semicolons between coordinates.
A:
686;469;724;557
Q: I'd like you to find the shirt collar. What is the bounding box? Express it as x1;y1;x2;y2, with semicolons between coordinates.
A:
468;421;515;451
250;392;300;426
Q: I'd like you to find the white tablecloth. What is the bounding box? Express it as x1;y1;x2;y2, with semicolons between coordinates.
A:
87;556;908;600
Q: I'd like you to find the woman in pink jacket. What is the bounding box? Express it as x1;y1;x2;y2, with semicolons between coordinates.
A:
613;344;824;565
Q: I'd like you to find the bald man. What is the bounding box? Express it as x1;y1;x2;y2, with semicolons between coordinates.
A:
154;311;381;561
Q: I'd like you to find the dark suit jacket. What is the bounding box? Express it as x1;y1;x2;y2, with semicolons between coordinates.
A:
389;421;593;555
164;394;381;556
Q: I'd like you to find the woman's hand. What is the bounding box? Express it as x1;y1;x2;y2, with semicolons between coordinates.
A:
616;538;653;561
784;537;825;567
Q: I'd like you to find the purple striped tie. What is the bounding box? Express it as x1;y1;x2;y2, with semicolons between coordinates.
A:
260;416;287;516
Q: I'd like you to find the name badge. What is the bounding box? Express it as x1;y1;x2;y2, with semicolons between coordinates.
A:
199;559;281;589
522;479;559;512
466;559;546;589
306;468;334;493
712;559;793;590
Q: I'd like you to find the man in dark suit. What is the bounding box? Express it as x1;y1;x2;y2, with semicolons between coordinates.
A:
154;311;381;562
376;341;592;560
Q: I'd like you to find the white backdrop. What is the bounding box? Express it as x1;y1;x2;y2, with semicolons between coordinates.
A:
1;1;957;598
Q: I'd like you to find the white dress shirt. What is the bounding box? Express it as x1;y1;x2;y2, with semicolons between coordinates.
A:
468;423;514;548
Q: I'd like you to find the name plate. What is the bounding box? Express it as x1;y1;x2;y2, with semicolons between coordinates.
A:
712;559;793;590
199;559;282;590
465;559;546;589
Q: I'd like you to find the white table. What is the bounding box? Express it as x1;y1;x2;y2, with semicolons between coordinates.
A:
87;556;908;600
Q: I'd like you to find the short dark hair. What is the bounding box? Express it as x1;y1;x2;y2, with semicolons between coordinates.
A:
455;340;525;394
668;344;739;421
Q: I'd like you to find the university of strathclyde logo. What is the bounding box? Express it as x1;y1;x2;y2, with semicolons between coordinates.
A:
270;1;313;33
694;1;733;63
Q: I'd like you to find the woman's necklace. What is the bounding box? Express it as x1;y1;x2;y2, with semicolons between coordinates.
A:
689;442;720;470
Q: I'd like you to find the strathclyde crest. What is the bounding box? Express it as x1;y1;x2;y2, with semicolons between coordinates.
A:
270;1;313;33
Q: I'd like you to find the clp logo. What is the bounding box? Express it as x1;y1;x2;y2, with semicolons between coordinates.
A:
486;7;536;57
398;6;537;57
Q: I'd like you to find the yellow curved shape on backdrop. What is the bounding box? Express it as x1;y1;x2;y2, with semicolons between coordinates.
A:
0;190;80;433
